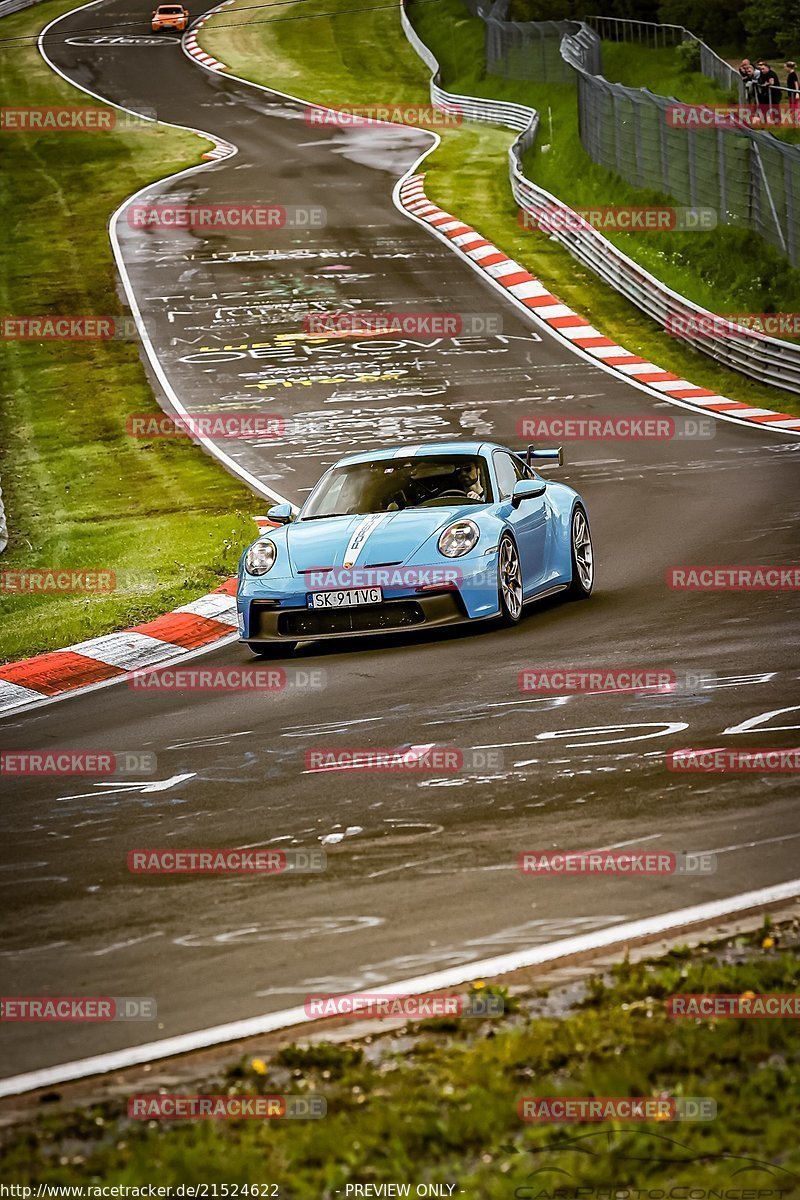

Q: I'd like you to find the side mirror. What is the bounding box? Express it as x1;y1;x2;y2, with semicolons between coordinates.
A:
511;479;546;508
266;502;294;525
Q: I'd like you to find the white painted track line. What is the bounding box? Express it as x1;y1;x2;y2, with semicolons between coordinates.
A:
2;878;798;1097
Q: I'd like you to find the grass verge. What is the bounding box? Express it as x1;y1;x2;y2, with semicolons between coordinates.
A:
201;0;800;417
4;918;799;1190
600;40;800;145
0;0;258;665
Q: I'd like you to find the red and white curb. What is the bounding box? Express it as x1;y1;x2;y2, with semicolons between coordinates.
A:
399;175;800;434
183;0;233;75
0;580;238;717
0;516;285;717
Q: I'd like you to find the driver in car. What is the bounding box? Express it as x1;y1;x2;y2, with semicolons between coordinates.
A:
455;460;485;501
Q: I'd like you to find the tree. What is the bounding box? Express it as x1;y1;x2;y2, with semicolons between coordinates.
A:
657;0;745;49
742;0;800;58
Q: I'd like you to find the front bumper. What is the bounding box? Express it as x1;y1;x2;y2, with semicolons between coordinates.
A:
237;555;501;643
244;591;469;642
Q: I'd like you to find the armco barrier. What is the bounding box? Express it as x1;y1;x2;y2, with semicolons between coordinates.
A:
0;0;43;16
400;0;800;395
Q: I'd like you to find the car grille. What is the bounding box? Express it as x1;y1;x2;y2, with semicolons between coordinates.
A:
278;602;425;638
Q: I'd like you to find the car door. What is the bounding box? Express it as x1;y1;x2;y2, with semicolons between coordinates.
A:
492;451;548;594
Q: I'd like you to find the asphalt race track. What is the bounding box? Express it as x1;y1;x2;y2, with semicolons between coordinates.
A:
0;0;799;1082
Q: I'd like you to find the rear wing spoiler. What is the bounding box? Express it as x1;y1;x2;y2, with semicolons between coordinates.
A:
525;445;563;468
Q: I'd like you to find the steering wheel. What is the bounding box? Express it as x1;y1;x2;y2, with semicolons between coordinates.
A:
418;488;471;506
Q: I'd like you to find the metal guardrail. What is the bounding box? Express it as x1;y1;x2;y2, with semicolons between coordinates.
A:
400;0;800;395
0;0;43;17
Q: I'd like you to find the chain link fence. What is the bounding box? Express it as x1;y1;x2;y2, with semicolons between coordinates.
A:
484;0;577;82
585;15;743;97
482;5;800;267
401;0;800;394
561;24;800;267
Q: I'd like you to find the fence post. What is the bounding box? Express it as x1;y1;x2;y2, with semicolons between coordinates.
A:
752;142;788;255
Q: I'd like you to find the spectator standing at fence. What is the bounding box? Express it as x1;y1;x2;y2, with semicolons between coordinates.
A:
740;59;759;106
786;62;799;108
756;60;781;105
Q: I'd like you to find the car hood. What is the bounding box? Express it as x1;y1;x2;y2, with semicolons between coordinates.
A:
285;508;479;573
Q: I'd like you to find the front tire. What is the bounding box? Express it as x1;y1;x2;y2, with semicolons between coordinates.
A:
497;534;524;625
566;504;594;598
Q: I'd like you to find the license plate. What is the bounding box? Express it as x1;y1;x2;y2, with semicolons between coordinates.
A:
308;588;383;609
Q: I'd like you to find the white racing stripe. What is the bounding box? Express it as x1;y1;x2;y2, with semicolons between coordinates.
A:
342;513;391;568
1;878;798;1098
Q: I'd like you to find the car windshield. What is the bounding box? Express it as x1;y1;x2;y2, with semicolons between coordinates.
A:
159;7;183;12
300;455;493;520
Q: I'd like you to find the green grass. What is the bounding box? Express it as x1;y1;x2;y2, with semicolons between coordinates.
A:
201;0;800;416
4;922;799;1191
0;0;259;665
601;39;800;145
602;41;737;102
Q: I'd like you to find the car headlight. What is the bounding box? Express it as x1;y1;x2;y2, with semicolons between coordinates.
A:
244;540;277;575
438;519;480;558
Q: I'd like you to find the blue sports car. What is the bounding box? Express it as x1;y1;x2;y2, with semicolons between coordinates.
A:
236;441;593;653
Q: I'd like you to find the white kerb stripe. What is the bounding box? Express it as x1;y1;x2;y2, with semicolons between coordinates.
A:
0;680;46;710
467;245;500;261
68;631;187;669
486;260;525;278
507;280;550;298
538;304;575;319
174;594;238;625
